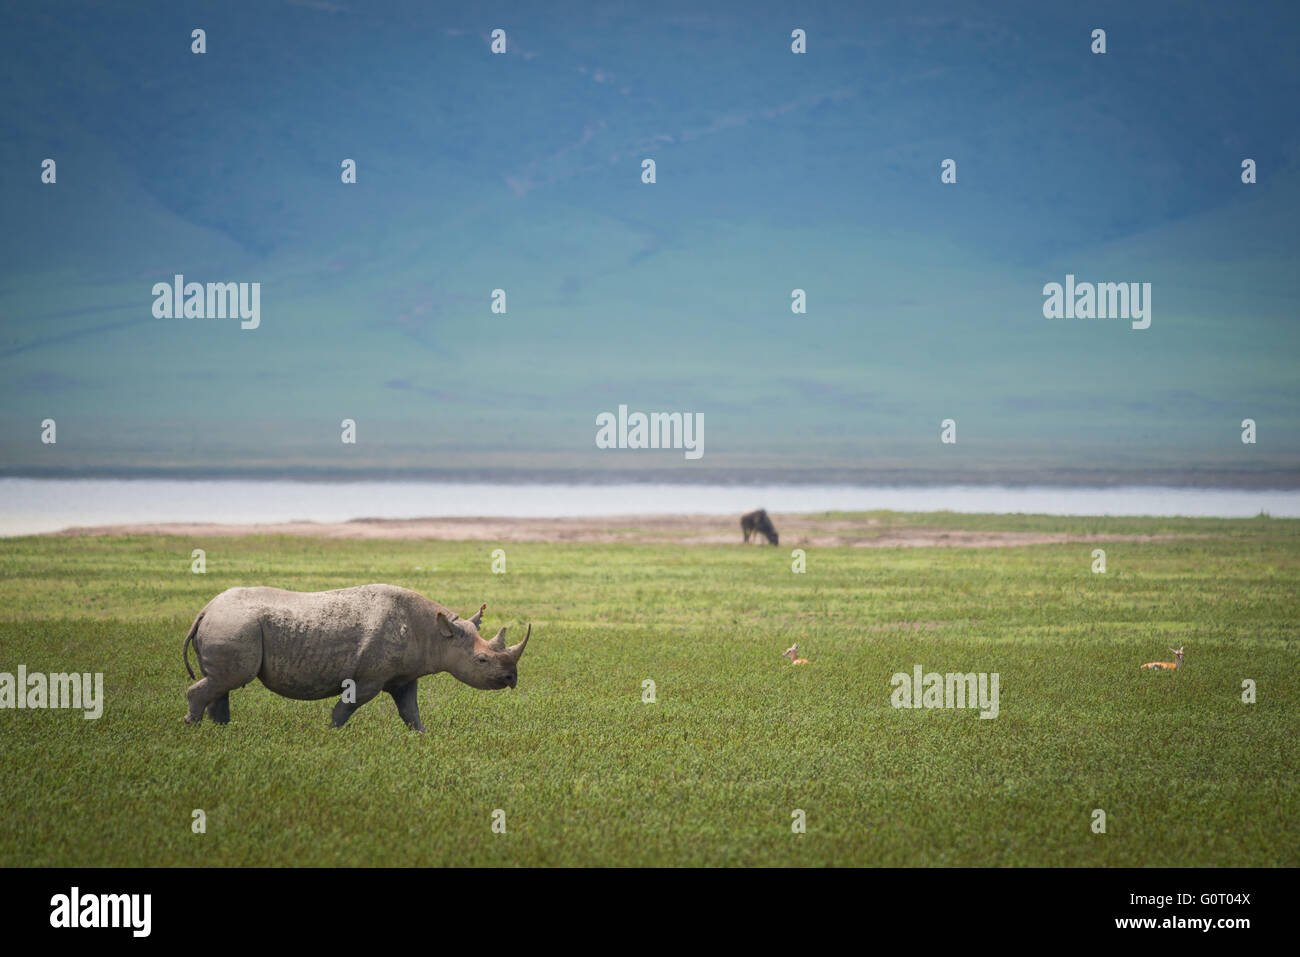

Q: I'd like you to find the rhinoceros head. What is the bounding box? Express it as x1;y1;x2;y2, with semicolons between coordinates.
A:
435;607;531;690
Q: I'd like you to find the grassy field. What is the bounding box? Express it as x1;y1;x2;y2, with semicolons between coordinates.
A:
0;511;1297;867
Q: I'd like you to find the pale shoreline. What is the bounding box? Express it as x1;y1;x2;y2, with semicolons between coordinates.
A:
4;478;1298;536
50;513;1203;548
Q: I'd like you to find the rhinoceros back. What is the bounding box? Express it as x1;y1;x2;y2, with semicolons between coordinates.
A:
202;584;435;700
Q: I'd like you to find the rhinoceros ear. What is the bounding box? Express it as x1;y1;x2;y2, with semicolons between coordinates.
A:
507;624;531;662
435;611;458;639
487;627;507;652
470;603;486;627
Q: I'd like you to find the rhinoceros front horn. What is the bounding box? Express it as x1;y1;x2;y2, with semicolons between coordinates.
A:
507;624;531;662
487;627;508;652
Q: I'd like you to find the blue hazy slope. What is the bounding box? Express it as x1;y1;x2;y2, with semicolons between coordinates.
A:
1;0;1296;482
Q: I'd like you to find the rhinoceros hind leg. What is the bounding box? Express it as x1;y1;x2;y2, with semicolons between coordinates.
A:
330;681;382;728
388;680;425;732
185;677;225;724
208;694;231;725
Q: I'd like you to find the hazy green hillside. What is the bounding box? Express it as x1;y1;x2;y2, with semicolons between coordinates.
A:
1;1;1296;479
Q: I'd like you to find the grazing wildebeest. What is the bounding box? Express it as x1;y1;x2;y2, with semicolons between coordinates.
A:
741;509;779;545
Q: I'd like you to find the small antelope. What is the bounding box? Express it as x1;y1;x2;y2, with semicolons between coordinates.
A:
782;643;809;665
1141;646;1185;686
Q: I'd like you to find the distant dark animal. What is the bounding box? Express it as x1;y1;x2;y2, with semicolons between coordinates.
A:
741;509;779;545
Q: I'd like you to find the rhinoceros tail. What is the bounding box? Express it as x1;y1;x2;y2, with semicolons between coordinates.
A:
183;612;206;679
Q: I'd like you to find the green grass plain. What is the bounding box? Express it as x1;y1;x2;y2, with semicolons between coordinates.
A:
0;511;1297;866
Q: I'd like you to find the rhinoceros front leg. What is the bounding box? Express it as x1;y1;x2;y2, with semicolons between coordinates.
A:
387;680;425;732
330;680;382;728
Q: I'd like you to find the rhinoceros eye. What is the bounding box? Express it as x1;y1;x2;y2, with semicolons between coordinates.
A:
475;654;489;664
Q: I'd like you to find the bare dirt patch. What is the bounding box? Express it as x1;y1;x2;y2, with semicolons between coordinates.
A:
54;513;1193;548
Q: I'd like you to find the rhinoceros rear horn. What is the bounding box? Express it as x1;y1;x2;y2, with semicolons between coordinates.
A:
487;627;508;652
507;624;531;662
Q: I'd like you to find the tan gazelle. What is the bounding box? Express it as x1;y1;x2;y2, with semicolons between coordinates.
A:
1140;646;1185;687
